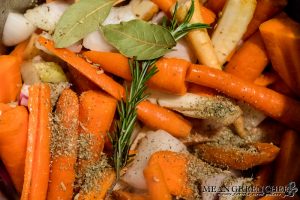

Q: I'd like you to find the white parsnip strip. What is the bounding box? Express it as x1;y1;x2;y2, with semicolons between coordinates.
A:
174;0;221;69
212;0;257;65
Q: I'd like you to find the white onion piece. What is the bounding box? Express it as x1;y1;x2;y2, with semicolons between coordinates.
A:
164;39;196;62
19;84;30;106
2;13;36;46
66;41;82;53
122;129;187;189
103;6;136;25
24;1;69;32
238;101;266;130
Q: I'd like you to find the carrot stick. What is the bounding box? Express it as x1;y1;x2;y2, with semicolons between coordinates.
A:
148;58;190;95
259;13;300;97
0;106;28;192
21;84;51;200
225;32;269;82
199;5;216;25
274;130;300;186
151;0;176;15
186;64;300;131
77;168;116;200
78;90;117;172
47;89;79;200
243;0;288;39
254;71;279;87
148;151;192;198
0;55;22;103
195;142;280;170
38;37;125;100
113;190;149;200
144;163;172;200
68;67;98;93
137;101;191;138
83;51;132;81
205;0;227;14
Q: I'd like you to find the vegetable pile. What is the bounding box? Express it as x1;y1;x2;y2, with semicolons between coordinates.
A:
0;0;300;199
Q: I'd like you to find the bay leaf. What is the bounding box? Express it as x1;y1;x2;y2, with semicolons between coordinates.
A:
53;0;115;48
101;19;176;60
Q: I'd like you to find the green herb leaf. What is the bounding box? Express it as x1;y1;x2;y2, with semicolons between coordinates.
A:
53;0;115;48
101;19;176;60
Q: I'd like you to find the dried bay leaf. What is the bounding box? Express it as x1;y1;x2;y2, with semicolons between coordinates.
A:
101;19;176;60
53;0;115;48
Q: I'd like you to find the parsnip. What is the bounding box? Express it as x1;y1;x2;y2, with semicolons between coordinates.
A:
130;0;159;21
175;0;221;68
212;0;257;65
147;90;242;125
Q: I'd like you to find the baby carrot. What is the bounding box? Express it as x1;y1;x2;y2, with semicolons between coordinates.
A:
137;101;192;138
38;37;125;100
113;190;149;200
22;84;51;200
187;83;217;97
151;0;175;15
47;89;79;200
83;51;132;81
0;106;28;192
144;163;172;200
186;64;300;131
148;58;190;95
243;0;288;39
225;32;269;82
199;5;216;25
78;91;117;172
0;55;22;103
196;142;280;170
254;71;279;87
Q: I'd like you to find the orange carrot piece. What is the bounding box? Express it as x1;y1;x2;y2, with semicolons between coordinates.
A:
148;58;190;95
0;55;22;103
259;13;300;97
47;89;79;200
269;79;295;97
113;190;149;200
137;101;191;138
254;71;279;87
0;106;28;192
148;151;192;198
0;103;12;112
243;0;288;39
83;51;132;81
38;37;125;100
187;83;217;97
186;64;300;131
274;130;300;186
199;5;216;25
78;91;117;170
144;163;172;200
68;67;98;93
225;32;269;82
205;0;227;14
151;0;176;15
22;84;51;200
78;168;116;200
10;40;28;62
196;142;280;170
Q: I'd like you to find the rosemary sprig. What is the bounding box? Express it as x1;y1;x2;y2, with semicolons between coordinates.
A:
111;0;210;181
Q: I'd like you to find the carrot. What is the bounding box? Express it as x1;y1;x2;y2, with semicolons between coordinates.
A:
113;190;149;200
68;67;98;93
148;151;192;198
78;90;117;172
243;0;288;39
144;163;172;200
0;106;28;192
47;89;79;200
83;51;132;81
10;40;28;62
199;5;216;25
254;71;279;87
0;103;12;112
77;168;116;200
0;55;22;103
269;79;295;97
186;64;300;131
148;58;190;95
137;101;191;138
151;0;175;15
205;0;227;14
195;142;280;170
21;84;51;200
187;83;217;97
259;13;300;97
274;130;300;186
225;32;269;82
38;37;125;100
